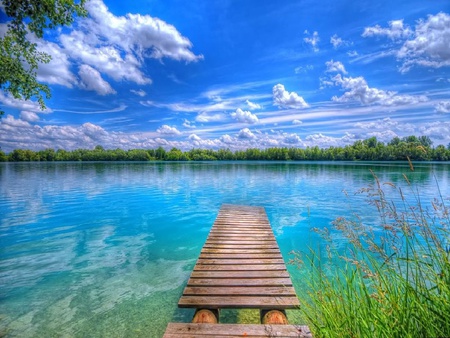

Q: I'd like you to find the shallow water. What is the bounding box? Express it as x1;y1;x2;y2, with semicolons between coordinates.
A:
1;161;449;337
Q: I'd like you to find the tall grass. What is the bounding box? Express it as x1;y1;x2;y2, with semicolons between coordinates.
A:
294;168;450;338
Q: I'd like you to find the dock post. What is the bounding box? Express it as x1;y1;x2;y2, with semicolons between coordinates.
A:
192;309;219;323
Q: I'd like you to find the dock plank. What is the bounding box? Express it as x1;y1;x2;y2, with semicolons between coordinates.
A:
163;323;312;338
178;205;300;309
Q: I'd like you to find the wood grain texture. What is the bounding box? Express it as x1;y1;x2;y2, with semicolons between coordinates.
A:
163;323;313;337
178;205;300;309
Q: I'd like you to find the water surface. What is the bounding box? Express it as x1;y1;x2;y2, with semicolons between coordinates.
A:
1;161;449;337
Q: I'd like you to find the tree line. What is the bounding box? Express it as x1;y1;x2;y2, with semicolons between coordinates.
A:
1;136;450;162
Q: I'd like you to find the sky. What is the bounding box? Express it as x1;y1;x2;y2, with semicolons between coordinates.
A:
0;0;449;152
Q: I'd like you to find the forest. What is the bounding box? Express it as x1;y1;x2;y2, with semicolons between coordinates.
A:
1;136;450;162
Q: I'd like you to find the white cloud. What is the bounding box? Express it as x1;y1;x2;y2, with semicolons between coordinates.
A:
230;108;258;124
419;122;450;141
363;13;450;72
246;99;262;110
78;65;116;95
330;34;351;49
362;19;412;40
292;119;302;125
284;133;302;144
273;84;309;109
20;111;40;122
60;30;151;85
366;130;400;143
331;74;428;106
435;100;450;113
84;0;203;62
325;60;347;74
399;13;450;71
188;134;201;141
238;128;255;139
195;112;227;123
347;50;359;57
35;39;77;88
354;117;415;133
304;133;356;148
303;30;320;52
182;119;196;129
130;89;146;97
157;125;181;135
220;134;234;144
0;91;52;113
54;0;203;87
294;65;314;74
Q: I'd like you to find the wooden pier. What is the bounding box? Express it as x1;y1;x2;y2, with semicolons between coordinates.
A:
163;204;312;337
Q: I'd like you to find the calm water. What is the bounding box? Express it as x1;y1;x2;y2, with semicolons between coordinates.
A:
1;161;449;337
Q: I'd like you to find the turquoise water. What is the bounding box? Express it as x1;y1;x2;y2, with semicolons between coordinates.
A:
1;161;449;337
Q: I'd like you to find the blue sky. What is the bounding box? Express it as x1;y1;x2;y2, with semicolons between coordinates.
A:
0;0;449;152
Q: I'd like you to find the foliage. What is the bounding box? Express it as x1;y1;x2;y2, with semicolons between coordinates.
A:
294;168;450;337
3;135;450;162
0;0;87;115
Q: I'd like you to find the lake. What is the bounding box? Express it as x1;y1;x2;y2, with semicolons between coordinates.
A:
1;161;449;337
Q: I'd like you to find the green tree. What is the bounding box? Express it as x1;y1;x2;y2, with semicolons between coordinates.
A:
0;0;87;115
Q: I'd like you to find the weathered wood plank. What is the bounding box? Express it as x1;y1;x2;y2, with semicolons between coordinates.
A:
178;204;299;310
163;323;312;338
178;296;300;309
203;244;279;250
204;240;277;245
194;264;286;271
197;258;285;265
208;231;274;236
186;277;294;287
199;253;284;260
201;248;281;254
183;286;297;296
190;270;290;279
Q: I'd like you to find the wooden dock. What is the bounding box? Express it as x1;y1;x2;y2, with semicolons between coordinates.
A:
163;204;312;338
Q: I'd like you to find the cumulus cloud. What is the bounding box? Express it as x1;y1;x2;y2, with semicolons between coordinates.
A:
331;74;428;106
362;19;412;40
20;111;40;122
304;133;356;148
325;60;347;74
419;122;450;141
292;119;302;125
435;100;450;113
283;133;302;144
330;34;351;49
130;89;146;97
354;117;415;133
238;128;255;139
363;13;450;72
304;30;320;52
35;39;77;87
188;134;201;141
86;0;202;62
273;84;309;109
0;91;52;113
52;0;203;86
246;99;262;110
182;119;196;129
220;134;234;144
230;108;258;124
78;65;116;95
157;125;181;135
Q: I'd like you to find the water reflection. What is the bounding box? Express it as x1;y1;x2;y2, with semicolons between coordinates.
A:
0;161;448;337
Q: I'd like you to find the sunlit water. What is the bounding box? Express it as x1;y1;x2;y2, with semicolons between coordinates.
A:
1;161;449;337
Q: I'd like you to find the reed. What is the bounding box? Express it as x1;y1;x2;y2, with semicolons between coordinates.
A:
294;168;450;338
